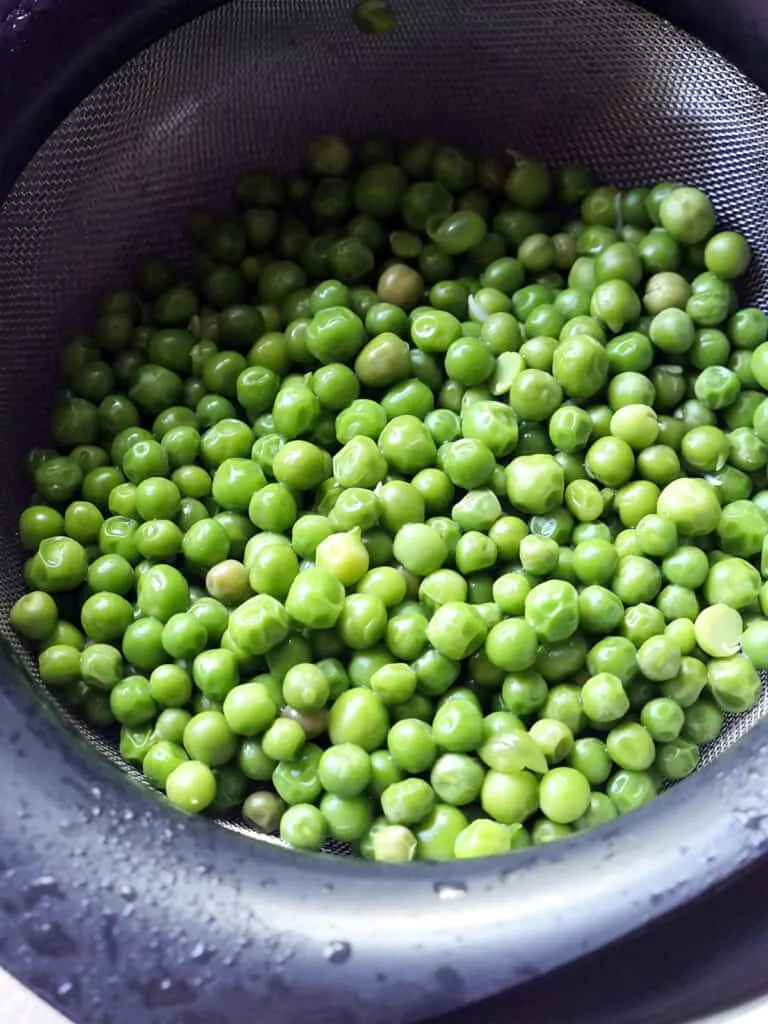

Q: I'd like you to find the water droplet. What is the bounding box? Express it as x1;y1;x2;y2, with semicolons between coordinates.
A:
324;940;351;964
119;884;137;902
26;921;77;957
321;882;334;895
122;809;134;822
136;975;196;1009
23;876;63;908
56;980;76;1003
433;881;467;900
7;9;32;32
189;941;215;963
90;786;102;800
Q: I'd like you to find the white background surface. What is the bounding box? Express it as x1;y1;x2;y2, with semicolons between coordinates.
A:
1;966;766;1023
2;971;69;1023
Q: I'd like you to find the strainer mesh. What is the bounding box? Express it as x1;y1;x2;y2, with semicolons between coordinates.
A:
0;0;767;845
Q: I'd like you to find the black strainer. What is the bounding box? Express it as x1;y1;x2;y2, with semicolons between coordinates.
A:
1;1;768;1021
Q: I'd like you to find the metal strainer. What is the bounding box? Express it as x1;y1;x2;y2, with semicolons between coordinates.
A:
0;0;767;829
1;1;768;1020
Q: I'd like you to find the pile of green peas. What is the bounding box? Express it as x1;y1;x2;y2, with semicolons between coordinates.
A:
10;132;768;862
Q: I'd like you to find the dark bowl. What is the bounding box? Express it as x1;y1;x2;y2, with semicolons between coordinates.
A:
1;2;768;1021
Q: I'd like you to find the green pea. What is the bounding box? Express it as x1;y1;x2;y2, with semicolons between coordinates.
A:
336;593;387;650
426;602;488;660
38;643;82;688
408;804;466;860
142;741;189;791
147;709;187;747
506;455;564;515
18;505;66;551
28;536;89;592
683;698;724;745
566;738;612;786
482;616;537;671
80;592;134;642
146;661;192;708
431;753;486;807
225;593;290;656
11;593;59;656
606;722;656;771
538;767;591;824
276;803;324;850
481;769;539;825
378;415;437;475
110;675;157;726
79;642;123;691
165;761;217;813
380;777;434;826
657;477;721;536
524;580;579;643
708;654;761;713
431;698;484;753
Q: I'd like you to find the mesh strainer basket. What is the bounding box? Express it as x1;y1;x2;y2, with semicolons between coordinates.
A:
2;1;768;1021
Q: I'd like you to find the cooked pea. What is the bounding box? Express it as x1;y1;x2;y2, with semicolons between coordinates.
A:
15;137;764;859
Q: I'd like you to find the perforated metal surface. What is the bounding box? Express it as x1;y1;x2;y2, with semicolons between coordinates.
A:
0;0;767;844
